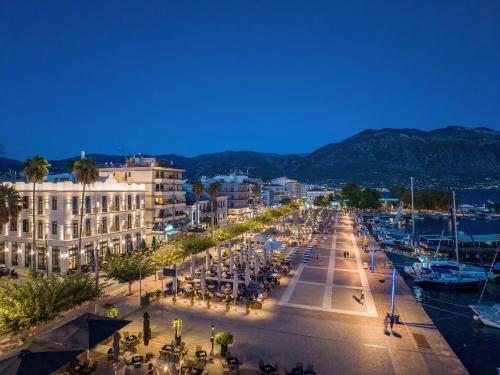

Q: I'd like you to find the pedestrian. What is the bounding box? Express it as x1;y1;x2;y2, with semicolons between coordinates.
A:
383;316;389;334
343;251;346;259
346;251;350;260
389;314;395;333
360;290;365;305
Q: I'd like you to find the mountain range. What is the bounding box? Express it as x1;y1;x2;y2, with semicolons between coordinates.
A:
1;126;499;187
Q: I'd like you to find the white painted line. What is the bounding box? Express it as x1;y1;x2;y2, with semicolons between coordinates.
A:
281;302;377;317
304;265;329;270
333;268;360;273
350;232;378;317
279;263;305;305
323;229;336;309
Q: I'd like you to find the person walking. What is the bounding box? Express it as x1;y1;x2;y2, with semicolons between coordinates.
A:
346;251;350;260
389;314;395;333
359;290;365;305
383;316;389;334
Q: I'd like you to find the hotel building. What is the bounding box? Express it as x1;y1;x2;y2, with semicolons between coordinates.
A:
202;173;252;222
98;156;187;241
0;175;146;274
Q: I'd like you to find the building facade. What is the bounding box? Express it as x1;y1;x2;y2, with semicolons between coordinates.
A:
261;184;287;207
270;177;302;199
0;175;146;274
99;156;187;241
185;192;228;228
202;173;252;222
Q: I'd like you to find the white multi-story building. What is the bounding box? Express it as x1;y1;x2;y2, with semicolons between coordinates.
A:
306;187;334;205
270;177;302;199
184;191;228;227
261;184;287;207
202;173;252;221
99;156;187;241
0;175;146;274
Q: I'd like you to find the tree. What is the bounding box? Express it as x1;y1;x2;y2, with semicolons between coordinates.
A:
71;157;99;271
178;235;215;258
251;184;261;204
24;156;50;272
104;252;156;294
207;181;221;227
192;180;204;226
0;184;21;229
0;271;102;334
280;197;291;205
152;247;183;267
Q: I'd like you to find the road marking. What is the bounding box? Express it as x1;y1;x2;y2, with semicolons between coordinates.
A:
350;233;378;317
323;231;336;309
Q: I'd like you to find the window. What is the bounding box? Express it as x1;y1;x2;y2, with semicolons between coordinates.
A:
37;221;43;239
22;196;29;209
85;219;91;236
0;241;5;264
25;244;32;268
136;195;140;208
22;219;29;233
72;196;78;215
37;196;43;214
115;216;120;231
52;247;60;272
114;196;119;210
85;196;91;213
156;171;160;178
10;218;17;232
127;214;132;229
37;246;46;270
127;195;132;210
102;217;108;234
102;196;108;212
51;197;57;210
72;221;78;239
52;221;58;235
11;243;19;266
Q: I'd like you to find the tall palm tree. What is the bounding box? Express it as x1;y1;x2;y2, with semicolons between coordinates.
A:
71;157;99;272
207;181;221;227
251;184;261;215
0;184;21;229
24;156;50;272
192;180;204;226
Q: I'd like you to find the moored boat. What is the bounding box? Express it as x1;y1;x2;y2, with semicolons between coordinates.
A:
469;304;500;329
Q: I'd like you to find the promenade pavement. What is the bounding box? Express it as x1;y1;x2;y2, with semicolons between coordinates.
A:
112;213;468;374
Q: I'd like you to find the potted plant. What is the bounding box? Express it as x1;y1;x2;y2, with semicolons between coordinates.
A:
106;306;120;319
170;318;183;346
214;331;233;357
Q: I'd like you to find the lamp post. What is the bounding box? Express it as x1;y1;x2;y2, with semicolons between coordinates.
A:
210;324;215;356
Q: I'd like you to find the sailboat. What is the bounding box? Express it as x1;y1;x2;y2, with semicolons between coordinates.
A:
414;191;485;289
469;249;500;329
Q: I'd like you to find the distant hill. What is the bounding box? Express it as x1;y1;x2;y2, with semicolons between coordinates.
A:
1;126;499;187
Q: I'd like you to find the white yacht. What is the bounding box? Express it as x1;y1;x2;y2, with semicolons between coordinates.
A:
470;304;500;329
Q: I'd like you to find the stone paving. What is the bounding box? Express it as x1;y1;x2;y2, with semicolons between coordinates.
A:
101;212;468;375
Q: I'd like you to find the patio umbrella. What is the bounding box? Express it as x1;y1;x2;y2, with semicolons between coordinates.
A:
0;340;83;375
217;257;222;285
255;253;260;272
229;249;234;274
216;245;222;266
245;262;251;287
190;256;196;279
232;271;239;301
205;248;210;270
143;312;151;346
41;312;131;351
112;331;120;363
247;238;253;258
239;246;244;266
201;266;206;301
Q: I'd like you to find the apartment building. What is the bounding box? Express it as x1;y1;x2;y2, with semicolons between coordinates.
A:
202;173;252;222
99;156;187;241
184;192;228;227
261;184;287;207
270;177;302;199
0;175;146;274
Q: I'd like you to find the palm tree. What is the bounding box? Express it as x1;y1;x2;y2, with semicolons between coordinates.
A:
192;180;204;226
251;184;261;216
0;184;21;230
24;156;50;272
207;181;221;227
71;157;99;272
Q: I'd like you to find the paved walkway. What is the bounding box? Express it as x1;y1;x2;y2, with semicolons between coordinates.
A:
279;215;377;317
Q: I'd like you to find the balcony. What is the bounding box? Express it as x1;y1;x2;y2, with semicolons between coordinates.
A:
98;227;108;235
110;205;120;212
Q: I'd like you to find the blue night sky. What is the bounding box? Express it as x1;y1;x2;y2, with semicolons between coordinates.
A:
1;1;499;160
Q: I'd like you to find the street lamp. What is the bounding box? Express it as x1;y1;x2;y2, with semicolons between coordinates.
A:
210;324;215;356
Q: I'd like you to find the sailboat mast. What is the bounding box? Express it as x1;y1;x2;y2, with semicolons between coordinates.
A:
411;177;415;245
452;190;459;264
